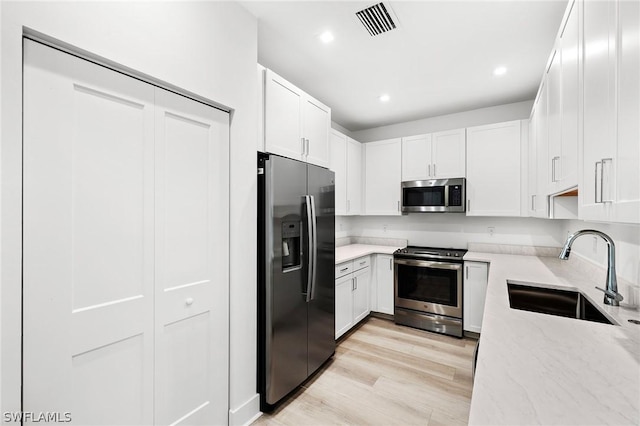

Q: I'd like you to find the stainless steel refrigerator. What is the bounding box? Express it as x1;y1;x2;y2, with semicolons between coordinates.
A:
257;153;335;411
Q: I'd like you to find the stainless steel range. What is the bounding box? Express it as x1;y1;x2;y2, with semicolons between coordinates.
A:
393;246;467;338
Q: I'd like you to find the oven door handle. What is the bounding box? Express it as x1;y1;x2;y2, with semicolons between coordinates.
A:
394;258;462;270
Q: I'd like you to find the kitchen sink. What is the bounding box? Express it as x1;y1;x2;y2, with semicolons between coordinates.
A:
506;281;616;325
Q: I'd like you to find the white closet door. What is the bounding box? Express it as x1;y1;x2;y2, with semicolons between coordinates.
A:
154;88;229;426
23;40;155;424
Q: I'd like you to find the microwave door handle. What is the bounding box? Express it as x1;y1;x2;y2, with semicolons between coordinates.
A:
304;195;313;302
444;185;449;207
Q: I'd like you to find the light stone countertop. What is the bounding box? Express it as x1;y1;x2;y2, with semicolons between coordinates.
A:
335;243;404;264
465;251;640;425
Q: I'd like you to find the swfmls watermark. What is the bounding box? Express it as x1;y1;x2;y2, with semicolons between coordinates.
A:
3;412;72;423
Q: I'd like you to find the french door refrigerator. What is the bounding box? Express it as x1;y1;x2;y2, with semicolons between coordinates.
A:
257;153;335;411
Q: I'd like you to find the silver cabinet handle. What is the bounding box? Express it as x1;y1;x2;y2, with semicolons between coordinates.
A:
306;138;310;156
354;277;358;290
601;158;613;203
531;194;535;211
352;277;355;291
397;200;400;211
389;258;392;270
466;266;469;280
552;156;560;182
428;164;431;177
467;199;470;212
433;163;437;177
340;267;349;272
595;160;602;203
301;137;306;156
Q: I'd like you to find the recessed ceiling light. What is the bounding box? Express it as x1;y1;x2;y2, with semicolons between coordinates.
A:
379;94;390;102
319;31;334;44
493;66;508;76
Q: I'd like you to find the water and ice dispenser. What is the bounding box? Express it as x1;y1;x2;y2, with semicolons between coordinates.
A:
281;219;301;271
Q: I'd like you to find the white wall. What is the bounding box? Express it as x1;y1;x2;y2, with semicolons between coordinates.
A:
343;215;564;249
351;100;533;142
0;2;259;424
561;220;640;298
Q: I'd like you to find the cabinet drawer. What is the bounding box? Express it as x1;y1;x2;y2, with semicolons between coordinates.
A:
352;256;370;271
335;261;353;278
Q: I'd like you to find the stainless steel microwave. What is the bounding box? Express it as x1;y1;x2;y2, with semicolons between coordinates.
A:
401;178;466;213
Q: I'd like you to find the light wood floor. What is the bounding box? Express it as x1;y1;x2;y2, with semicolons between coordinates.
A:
253;316;477;426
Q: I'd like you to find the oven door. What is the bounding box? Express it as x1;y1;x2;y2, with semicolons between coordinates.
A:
394;258;463;318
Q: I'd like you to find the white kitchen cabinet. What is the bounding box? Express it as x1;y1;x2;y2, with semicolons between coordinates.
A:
264;68;330;168
364;138;402;215
346;137;363;215
432;128;466;178
547;47;562;195
531;80;550;218
401;134;432;181
581;0;640;224
466;121;522;217
330;129;348;216
463;261;489;334
374;254;394;316
330;130;363;216
401;129;465;181
335;256;371;339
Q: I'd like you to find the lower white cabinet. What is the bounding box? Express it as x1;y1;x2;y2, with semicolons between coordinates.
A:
374;254;395;315
335;256;371;339
463;261;489;333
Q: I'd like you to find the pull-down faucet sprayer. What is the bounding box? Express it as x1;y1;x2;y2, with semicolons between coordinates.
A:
559;229;623;306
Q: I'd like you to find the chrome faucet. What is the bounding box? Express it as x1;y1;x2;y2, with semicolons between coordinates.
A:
559;229;623;306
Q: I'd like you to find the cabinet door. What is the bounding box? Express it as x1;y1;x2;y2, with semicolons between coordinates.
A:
463;262;488;333
375;254;394;315
581;0;616;221
535;80;549;217
264;69;303;161
335;275;354;339
527;112;538;216
432;128;466;178
401;134;432;181
560;1;579;190
613;0;640;224
364;139;402;215
466;121;522;216
303;94;330;168
346;137;363;215
352;267;370;324
547;48;562;194
330;130;348;216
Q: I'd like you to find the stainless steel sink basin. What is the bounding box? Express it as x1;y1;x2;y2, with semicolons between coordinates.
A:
507;281;616;325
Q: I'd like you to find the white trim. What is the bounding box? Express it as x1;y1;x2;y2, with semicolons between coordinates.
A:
228;393;261;426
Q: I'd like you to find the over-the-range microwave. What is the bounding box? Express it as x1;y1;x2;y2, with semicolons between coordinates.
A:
401;178;466;213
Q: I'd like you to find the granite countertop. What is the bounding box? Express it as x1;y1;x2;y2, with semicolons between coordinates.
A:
465;251;640;425
335;243;405;264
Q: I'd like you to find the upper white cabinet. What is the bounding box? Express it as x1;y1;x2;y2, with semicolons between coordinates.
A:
346;138;363;215
401;129;465;181
432;128;466;178
330;129;363;216
580;0;639;224
364;138;402;215
263;68;330;168
466;121;523;217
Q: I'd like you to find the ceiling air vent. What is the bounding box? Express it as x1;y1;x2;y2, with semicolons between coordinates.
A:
356;2;398;36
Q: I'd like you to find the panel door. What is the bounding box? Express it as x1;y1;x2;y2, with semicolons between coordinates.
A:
536;79;549;215
376;255;395;315
613;0;640;224
581;0;616;221
346;137;363;215
264;69;304;162
432;128;466;178
560;0;579;191
463;262;489;333
352;267;370;324
304;95;330;168
23;40;155;425
154;89;229;425
364;139;402;216
330;129;348;215
527;111;538;217
335;275;354;339
466;121;522;217
401;134;432;181
547;48;562;194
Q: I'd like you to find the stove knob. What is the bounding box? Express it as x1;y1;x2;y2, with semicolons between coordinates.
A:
446;252;451;257
453;253;459;257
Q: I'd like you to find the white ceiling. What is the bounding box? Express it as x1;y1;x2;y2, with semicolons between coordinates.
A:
240;0;568;131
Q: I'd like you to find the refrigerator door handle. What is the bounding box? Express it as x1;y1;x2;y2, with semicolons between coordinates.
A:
304;195;314;302
309;194;318;301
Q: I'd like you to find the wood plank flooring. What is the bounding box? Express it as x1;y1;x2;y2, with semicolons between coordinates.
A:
253;317;477;426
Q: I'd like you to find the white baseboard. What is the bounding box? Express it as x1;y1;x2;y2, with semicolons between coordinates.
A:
229;393;261;426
